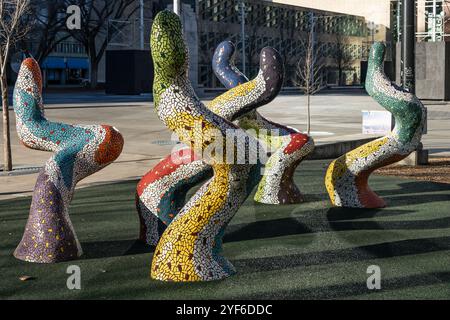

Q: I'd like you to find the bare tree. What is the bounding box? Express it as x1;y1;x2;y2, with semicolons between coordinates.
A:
28;0;70;64
294;14;325;135
244;22;259;78
0;0;31;171
333;32;355;86
65;0;138;89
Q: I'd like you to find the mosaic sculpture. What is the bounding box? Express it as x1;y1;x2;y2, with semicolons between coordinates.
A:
149;10;275;281
136;46;284;246
13;57;124;263
136;148;212;246
213;41;315;205
325;42;425;208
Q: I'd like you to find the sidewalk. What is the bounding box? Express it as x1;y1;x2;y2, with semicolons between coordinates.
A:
1;93;448;200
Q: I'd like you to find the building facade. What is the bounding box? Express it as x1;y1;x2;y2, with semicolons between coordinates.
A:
392;0;450;43
9;0;450;96
10;0;384;89
9;27;89;87
197;0;369;88
36;41;89;86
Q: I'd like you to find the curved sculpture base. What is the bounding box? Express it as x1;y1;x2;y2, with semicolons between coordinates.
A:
325;43;425;209
14;170;81;263
353;170;388;209
254;135;314;205
136;149;212;246
151;165;247;282
326;141;408;209
12;57;124;263
255;181;304;205
355;186;387;209
136;195;164;248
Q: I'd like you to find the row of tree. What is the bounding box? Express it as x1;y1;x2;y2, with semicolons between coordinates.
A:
1;1;359;171
1;0;139;171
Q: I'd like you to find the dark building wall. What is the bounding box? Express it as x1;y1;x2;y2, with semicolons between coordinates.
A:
396;41;450;100
416;42;450;100
105;50;154;95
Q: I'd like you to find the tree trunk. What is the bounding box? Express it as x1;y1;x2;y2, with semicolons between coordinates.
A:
90;59;98;89
307;93;311;135
1;73;12;172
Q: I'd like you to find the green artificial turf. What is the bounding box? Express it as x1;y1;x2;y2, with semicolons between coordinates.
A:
1;160;449;300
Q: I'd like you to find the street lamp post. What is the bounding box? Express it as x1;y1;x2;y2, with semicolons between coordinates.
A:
309;12;316;85
397;0;402;42
140;0;144;50
367;21;376;44
402;0;428;164
402;0;415;93
432;0;437;42
239;0;246;75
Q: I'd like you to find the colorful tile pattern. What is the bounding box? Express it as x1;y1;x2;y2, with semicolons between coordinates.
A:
136;37;284;246
136;149;213;246
325;43;426;208
148;10;267;281
213;41;315;205
13;58;124;263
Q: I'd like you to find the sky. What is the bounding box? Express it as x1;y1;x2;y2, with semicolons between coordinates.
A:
268;0;392;27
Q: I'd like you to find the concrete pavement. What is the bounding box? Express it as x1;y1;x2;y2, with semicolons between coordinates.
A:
0;92;448;200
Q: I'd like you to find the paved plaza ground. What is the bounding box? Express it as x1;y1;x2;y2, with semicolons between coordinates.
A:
1;160;449;299
0;91;448;200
